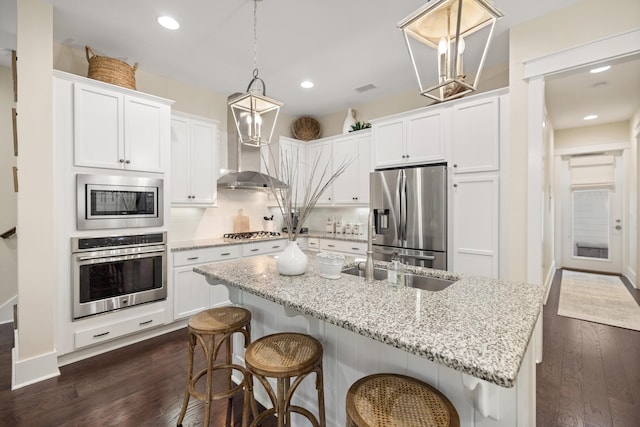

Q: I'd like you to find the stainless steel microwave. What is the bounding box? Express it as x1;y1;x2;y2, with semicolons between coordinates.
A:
77;174;164;230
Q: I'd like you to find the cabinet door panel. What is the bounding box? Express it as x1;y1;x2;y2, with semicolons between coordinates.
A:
74;84;122;169
190;121;217;204
170;117;190;203
451;98;500;173
373;120;404;168
356;133;372;204
125;97;164;172
279;139;307;206
174;267;211;320
452;175;499;278
332;136;357;204
406;111;444;163
307;140;333;204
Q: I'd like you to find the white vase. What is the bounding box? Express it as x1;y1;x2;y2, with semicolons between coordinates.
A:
277;240;308;276
342;108;356;133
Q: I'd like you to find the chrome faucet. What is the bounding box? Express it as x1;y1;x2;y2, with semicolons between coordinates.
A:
364;210;375;281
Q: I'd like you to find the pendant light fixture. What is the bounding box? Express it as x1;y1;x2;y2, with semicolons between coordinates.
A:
398;0;503;102
229;0;283;147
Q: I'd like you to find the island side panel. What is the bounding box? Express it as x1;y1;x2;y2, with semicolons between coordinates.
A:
227;285;532;427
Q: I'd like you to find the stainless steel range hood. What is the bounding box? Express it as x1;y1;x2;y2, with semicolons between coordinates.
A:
217;94;286;190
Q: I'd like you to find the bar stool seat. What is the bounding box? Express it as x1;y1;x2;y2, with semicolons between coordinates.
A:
244;332;325;427
346;373;459;427
177;306;253;427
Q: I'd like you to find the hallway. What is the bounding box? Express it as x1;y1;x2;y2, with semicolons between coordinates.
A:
536;269;640;426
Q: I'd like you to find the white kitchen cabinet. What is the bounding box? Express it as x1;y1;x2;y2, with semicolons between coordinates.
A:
72;80;170;173
171;112;219;206
242;240;286;257
332;131;372;205
451;174;500;278
450;97;500;174
373;110;444;168
319;239;367;257
74;309;165;349
172;245;242;320
279;137;308;206
306;139;333;204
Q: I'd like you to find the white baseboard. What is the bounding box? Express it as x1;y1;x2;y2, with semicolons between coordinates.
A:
0;295;17;325
543;260;556;305
12;329;60;390
625;266;637;289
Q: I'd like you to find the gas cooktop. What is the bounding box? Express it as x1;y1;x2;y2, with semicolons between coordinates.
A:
223;231;282;241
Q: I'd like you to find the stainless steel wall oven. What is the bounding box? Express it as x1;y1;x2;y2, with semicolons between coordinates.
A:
77;174;163;230
71;232;167;319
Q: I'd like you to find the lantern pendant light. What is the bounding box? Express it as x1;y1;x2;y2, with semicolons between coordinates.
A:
398;0;503;102
229;0;283;147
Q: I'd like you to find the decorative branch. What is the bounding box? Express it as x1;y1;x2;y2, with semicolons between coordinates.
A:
263;145;350;241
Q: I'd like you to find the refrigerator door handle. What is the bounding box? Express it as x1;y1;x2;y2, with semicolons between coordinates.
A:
395;171;403;243
400;170;407;246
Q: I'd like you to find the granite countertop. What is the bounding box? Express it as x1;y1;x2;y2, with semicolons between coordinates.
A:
171;231;366;252
194;253;543;388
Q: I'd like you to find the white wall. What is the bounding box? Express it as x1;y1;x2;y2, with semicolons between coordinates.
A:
315;62;509;137
555;121;630;148
630;107;640;285
509;0;640;283
14;0;58;386
0;65;17;319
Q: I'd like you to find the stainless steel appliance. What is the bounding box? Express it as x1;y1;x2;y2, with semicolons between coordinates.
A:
223;231;282;241
370;165;447;270
71;232;167;319
77;174;163;230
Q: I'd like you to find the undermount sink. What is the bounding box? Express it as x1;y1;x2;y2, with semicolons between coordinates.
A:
341;266;455;292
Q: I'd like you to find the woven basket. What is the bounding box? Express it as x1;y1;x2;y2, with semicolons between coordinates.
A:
86;46;138;90
292;117;321;141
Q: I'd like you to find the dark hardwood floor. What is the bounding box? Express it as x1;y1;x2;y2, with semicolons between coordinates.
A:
537;269;640;427
0;326;274;426
1;270;639;426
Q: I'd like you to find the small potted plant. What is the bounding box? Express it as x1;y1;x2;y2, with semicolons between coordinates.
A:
349;121;371;132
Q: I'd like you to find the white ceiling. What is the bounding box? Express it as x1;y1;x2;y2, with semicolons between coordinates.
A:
2;0;638;129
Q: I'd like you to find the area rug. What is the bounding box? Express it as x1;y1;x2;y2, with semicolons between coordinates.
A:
558;270;640;331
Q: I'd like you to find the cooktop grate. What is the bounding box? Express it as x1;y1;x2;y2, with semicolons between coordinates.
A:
223;231;282;241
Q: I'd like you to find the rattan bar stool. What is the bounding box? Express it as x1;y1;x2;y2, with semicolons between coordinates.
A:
244;332;326;427
177;306;253;427
346;373;460;427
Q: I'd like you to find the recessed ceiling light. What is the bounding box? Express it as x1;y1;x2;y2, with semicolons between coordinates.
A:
590;65;611;74
300;80;314;89
158;16;180;30
583;114;598;121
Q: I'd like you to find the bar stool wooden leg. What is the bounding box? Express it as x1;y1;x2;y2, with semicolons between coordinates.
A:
176;307;253;427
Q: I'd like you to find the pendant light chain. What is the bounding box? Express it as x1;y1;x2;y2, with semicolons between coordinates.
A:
253;0;258;74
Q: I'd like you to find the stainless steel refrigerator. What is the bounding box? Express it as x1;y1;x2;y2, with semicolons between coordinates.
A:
370;165;447;270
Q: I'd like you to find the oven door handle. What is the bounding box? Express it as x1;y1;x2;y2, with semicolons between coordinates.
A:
76;245;166;261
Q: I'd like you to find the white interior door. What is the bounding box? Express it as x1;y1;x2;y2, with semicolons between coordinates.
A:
560;153;623;273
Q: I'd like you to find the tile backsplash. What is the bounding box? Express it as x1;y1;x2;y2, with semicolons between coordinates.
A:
170;189;368;242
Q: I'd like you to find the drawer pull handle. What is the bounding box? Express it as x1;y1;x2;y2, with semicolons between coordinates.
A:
187;256;199;260
272;245;281;249
251;248;259;252
221;252;231;256
139;320;153;326
328;244;335;248
93;331;110;338
352;247;360;251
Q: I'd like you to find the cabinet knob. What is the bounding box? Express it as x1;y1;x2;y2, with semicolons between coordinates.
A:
125;160;131;164
453;164;458;168
119;159;125;163
401;155;406;158
406;154;410;158
453;183;458;188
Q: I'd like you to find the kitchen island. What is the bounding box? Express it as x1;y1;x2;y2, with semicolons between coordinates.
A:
194;252;543;426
